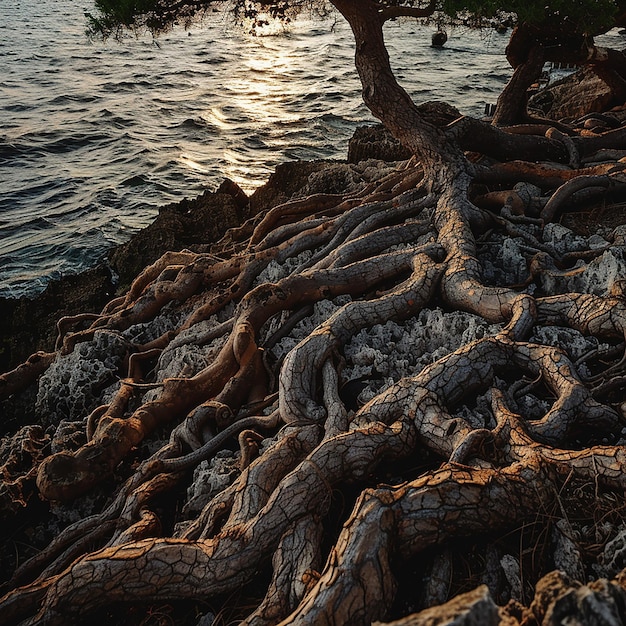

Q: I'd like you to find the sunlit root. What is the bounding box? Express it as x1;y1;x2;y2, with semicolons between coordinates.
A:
8;317;623;623
281;391;626;625
36;242;442;501
285;463;541;625
104;250;199;314
537;293;626;339
3;9;626;623
0;352;56;401
279;251;443;424
242;515;323;626
9;420;413;624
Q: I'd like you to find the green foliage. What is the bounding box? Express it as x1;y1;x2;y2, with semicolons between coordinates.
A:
87;0;170;38
87;0;623;40
441;0;619;36
87;0;327;38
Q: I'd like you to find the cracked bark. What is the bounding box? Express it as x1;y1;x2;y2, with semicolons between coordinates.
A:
2;1;626;624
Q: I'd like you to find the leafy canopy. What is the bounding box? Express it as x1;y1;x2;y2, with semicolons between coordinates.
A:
87;1;326;37
444;0;619;32
87;0;623;39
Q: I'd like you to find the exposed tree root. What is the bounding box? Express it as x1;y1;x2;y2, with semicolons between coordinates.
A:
2;2;626;624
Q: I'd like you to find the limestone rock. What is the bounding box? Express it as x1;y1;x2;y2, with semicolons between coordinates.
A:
0;265;114;373
529;66;617;121
297;160;400;196
109;190;243;290
529;570;626;626
0;425;49;517
546;578;626;625
552;519;585;582
500;554;522;602
348;124;412;163
248;160;333;213
374;585;500;626
529;570;580;623
181;449;240;518
599;527;626;578
35;330;131;425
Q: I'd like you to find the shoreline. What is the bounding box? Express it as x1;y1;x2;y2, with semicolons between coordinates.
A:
2;61;626;624
3;52;624;374
0;122;412;374
0;159;338;374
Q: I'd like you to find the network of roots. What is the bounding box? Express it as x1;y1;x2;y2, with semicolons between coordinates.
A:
2;108;626;625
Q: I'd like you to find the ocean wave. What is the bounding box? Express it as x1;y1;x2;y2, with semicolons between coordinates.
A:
49;94;99;105
0;1;511;298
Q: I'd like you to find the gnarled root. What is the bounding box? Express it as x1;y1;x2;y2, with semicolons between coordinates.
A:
3;65;626;626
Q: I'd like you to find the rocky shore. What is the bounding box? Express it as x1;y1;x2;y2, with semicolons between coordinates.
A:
1;62;622;376
2;62;626;625
0;117;419;377
0;161;328;374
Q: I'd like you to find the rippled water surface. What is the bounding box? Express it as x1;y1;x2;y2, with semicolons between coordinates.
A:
0;0;515;297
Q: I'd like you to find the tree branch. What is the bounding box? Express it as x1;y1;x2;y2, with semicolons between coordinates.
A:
377;0;437;22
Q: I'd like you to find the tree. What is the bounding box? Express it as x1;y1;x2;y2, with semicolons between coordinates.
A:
1;0;626;624
87;0;626;126
489;0;626;124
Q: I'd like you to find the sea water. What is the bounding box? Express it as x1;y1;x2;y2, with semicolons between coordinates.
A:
0;0;514;297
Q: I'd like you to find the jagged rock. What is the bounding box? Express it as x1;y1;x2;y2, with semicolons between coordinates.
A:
529;325;598;363
109;190;244;290
534;226;626;297
302;159;406;197
0;161;341;375
181;449;240;518
340;307;501;404
35;329;131;425
599;527;626;578
348;124;413;163
424;550;454;608
215;178;249;213
481;231;529;286
500;554;523;603
547;578;626;625
0;265;115;374
529;570;626;626
529;66;617;121
542;223;588;256
529;570;580;623
0;425;49;517
50;420;87;455
552;519;585;582
248;160;333;212
374;585;500;625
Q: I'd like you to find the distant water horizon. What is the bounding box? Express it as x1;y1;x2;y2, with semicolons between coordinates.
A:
0;1;519;298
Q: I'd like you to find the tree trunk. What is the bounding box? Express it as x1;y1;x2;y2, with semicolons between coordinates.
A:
2;2;626;625
492;44;545;126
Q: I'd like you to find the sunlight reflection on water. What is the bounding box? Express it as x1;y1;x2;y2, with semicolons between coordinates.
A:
0;1;516;297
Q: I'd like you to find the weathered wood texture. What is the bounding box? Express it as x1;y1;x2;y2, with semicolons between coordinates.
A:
2;1;626;624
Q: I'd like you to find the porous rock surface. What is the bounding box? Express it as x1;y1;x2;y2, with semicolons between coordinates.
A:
529;65;622;121
4;112;626;623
